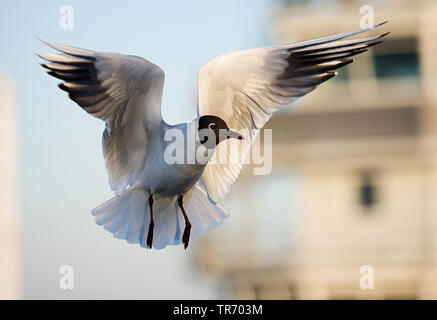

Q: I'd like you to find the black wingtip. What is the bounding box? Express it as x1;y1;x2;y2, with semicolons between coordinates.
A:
327;71;337;80
366;40;383;49
375;20;389;28
48;71;69;81
380;31;391;38
58;82;69;92
338;59;354;68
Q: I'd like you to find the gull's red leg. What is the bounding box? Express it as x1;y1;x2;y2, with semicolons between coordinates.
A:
178;195;191;249
147;194;154;249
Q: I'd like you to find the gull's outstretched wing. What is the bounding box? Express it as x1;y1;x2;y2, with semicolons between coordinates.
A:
198;22;389;202
39;41;165;194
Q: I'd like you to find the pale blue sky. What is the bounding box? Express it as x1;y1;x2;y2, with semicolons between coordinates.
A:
0;0;280;298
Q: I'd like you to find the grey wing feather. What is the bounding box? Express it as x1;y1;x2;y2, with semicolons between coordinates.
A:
39;41;165;194
198;22;389;202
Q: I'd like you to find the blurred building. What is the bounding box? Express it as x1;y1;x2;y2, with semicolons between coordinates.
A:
0;78;20;299
193;0;437;299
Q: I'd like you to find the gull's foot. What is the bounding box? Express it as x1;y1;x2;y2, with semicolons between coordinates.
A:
178;195;191;249
147;194;154;249
182;221;191;249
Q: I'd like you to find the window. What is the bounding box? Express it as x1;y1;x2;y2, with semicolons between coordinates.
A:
359;172;376;209
372;37;419;79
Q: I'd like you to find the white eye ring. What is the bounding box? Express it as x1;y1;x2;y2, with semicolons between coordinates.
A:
208;123;217;130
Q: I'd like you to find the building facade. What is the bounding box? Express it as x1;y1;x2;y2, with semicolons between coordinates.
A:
193;0;437;299
0;78;20;299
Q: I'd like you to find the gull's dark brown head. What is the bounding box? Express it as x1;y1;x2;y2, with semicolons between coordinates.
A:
198;115;243;148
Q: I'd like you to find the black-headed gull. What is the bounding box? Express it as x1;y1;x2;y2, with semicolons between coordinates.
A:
39;22;388;249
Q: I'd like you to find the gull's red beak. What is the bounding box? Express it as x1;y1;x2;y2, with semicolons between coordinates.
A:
227;130;244;140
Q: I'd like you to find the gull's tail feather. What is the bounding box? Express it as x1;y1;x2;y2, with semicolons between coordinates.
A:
91;184;229;249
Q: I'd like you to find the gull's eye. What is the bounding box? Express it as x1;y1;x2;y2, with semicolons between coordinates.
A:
208;123;217;130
